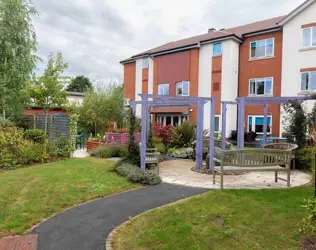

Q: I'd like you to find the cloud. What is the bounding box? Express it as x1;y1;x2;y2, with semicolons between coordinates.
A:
32;0;304;83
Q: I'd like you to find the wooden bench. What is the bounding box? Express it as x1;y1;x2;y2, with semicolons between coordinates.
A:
146;148;161;173
213;149;292;189
263;143;298;169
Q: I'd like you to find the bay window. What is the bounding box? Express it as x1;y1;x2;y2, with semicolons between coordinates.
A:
249;77;273;96
176;81;190;96
301;71;316;91
250;38;274;59
302;26;316;48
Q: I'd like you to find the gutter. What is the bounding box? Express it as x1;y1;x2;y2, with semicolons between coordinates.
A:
242;27;282;37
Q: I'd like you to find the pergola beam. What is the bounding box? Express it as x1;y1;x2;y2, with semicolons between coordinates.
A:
139;94;214;101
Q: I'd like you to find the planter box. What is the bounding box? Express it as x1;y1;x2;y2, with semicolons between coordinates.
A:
87;140;103;152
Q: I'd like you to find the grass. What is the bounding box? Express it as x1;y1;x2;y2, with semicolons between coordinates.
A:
113;186;313;250
0;158;139;237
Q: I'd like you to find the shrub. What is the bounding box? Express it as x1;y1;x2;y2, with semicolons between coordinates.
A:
300;198;316;236
126;108;141;166
24;129;47;144
0;117;14;127
127;168;145;182
20;141;45;165
296;147;315;171
49;135;71;158
90;144;127;159
142;171;162;185
153;123;173;152
168;147;193;159
116;163;136;177
170;121;196;148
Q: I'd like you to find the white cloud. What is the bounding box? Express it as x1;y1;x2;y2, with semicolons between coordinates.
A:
32;0;304;83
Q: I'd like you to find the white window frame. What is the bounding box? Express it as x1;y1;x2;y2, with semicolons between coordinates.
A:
249;38;275;59
213;43;222;57
142;57;149;68
302;26;316;48
157;115;189;126
176;81;190;96
247;115;272;134
214;115;220;132
301;71;316;91
158;83;169;96
248;77;274;96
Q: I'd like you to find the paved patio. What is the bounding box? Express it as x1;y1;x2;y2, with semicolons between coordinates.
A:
160;159;311;189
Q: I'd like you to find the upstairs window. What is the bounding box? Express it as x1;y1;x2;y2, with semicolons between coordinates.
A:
176;81;190;96
249;77;273;96
158;83;169;95
302;26;316;48
250;38;274;59
213;43;222;56
142;58;149;68
301;71;316;91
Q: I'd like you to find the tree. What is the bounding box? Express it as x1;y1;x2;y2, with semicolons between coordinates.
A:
66;75;92;93
25;52;69;134
0;0;38;119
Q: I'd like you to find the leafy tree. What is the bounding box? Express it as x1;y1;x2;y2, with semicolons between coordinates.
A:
78;82;124;135
24;52;69;134
66;75;92;93
0;0;38;119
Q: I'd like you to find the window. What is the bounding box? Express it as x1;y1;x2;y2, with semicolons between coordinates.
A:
142;58;149;68
248;116;272;134
158;84;169;95
302;26;316;48
249;77;273;96
301;71;316;91
250;38;274;59
213;43;222;56
215;116;220;132
176;81;190;96
157;115;189;126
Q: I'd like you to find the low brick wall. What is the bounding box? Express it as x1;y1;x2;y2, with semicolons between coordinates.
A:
106;133;141;144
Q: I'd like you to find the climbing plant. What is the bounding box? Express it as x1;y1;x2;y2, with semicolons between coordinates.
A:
69;114;79;154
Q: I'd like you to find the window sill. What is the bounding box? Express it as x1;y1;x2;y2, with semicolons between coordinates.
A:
299;47;316;52
248;56;275;62
212;54;222;58
297;90;316;96
248;94;274;97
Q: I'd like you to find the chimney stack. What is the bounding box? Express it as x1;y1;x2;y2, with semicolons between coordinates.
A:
208;28;216;33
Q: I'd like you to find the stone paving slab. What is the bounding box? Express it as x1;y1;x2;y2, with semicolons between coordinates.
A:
0;234;38;250
160;159;311;189
73;149;90;158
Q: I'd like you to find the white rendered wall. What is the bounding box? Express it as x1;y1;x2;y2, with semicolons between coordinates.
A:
198;43;213;130
221;40;239;137
281;1;316;135
135;59;143;117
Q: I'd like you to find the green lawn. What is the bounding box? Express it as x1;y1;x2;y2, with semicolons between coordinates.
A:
113;187;313;250
0;158;139;237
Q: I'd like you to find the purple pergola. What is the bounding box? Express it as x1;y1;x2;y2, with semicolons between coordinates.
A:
133;94;217;171
220;96;314;150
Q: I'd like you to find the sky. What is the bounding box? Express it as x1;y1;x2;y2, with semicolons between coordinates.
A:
32;0;304;84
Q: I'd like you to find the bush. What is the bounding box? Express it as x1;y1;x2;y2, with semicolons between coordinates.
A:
296;147;315;171
170;121;196;148
0;117;14;127
49;135;71;158
20;141;45;165
24;129;47;144
168;147;193;159
115;161;161;185
300;199;316;236
153;123;173;152
90;144;127;159
142;171;162;185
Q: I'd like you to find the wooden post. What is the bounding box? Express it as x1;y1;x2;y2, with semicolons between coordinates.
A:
196;100;204;168
221;102;227;150
263;104;268;145
140;100;147;171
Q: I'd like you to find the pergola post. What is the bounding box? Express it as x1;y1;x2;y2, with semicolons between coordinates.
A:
196;100;204;168
132;101;136;115
237;98;245;149
263;104;268;146
221;102;227;150
147;107;151;145
209;99;215;169
140;100;147;171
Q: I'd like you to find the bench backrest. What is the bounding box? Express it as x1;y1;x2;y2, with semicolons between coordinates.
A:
263;143;298;151
221;149;292;167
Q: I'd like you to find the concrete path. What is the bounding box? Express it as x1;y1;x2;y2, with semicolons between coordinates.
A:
33;183;208;250
160;159;311;189
73;149;90;158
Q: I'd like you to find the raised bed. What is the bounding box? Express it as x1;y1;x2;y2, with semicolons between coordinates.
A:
86;140;104;152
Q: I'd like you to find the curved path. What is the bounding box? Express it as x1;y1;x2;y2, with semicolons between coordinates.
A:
33;183;209;250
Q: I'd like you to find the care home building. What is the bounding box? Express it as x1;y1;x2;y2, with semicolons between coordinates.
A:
120;0;316;138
